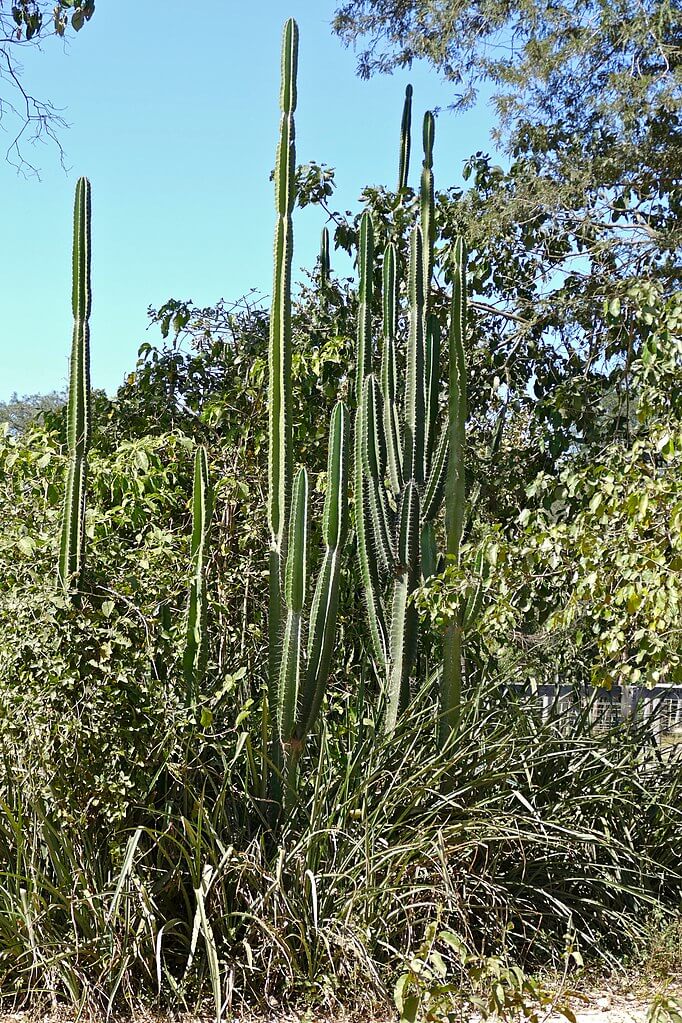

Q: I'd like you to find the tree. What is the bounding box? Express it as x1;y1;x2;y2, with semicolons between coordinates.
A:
1;0;95;173
332;0;681;458
0;388;66;434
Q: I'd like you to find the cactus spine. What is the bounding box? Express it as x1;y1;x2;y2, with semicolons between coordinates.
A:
440;238;468;748
183;446;212;708
58;176;92;593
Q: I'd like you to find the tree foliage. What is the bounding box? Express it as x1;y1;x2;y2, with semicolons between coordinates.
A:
332;0;681;465
1;0;95;172
0;388;65;434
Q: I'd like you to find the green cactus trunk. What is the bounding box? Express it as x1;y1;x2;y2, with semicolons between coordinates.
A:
268;18;298;697
183;446;212;708
295;401;349;741
278;467;308;745
266;21;350;814
319;225;330;291
58;176;92;594
397;84;413;193
440;238;468;748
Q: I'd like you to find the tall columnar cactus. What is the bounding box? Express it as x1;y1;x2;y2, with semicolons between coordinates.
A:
58;176;92;593
397;84;413;193
183;446;212;708
440;239;468;748
268;18;297;694
354;213;389;669
267;21;350;806
353;99;467;735
355;218;445;732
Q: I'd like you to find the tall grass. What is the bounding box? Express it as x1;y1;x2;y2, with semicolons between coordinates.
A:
0;681;678;1016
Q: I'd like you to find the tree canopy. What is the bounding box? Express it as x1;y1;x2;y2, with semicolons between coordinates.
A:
332;0;681;464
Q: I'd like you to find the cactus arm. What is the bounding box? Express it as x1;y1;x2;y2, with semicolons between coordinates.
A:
296;402;349;739
403;225;426;485
362;374;394;575
278;467;308;745
268;18;298;691
354;422;389;668
422;419;448;523
354;209;388;666
421;520;438;582
420;112;435;316
463;543;487;632
58;176;92;592
320;225;330;290
440;238;468;748
355;210;374;407
59;459;87;591
183;446;212;707
397;84;413;193
355;429;386;662
385;481;420;732
381;242;403;496
424;313;441;475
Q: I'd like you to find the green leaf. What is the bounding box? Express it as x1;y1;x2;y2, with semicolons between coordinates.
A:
17;537;34;556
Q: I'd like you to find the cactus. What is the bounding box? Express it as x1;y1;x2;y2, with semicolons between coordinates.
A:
295;401;349;741
277;466;309;745
354;216;389;669
397;84;413;193
183;446;212;708
355;219;446;732
267;21;350;808
268;17;297;696
353;97;469;736
440;238;468;748
58;176;92;594
319;225;330;290
278;407;350;805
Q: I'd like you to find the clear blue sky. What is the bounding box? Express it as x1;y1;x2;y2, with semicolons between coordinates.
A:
3;1;497;402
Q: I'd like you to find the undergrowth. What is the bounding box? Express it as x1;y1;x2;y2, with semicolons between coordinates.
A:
0;683;679;1017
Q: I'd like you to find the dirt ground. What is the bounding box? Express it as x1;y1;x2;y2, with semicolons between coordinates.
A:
0;979;679;1023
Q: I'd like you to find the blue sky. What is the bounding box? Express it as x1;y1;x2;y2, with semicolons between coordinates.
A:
3;1;497;402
